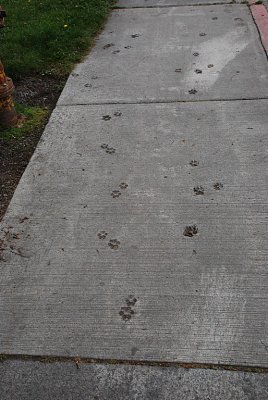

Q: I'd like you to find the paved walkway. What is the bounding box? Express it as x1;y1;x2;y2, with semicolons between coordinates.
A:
0;0;268;398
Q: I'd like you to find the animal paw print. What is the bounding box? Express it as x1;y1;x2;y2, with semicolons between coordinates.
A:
119;182;128;190
114;111;122;117
189;89;198;94
184;225;198;237
175;68;182;73
101;144;108;149
102;115;111;121
124;45;132;49
190;160;199;167
103;43;114;49
193;52;199;56
112;50;120;54
108;239;120;250
195;69;202;74
193;186;204;195
213;182;223;190
119;295;138;321
126;295;137;307
111;190;121;198
98;231;108;240
199;32;206;36
106;147;116;154
119;307;134;321
131;33;140;38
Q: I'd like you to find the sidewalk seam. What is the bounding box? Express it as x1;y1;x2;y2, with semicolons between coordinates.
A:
1;354;268;373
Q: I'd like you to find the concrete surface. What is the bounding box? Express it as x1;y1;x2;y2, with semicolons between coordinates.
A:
1;360;268;400
116;0;233;7
58;5;268;105
0;99;267;366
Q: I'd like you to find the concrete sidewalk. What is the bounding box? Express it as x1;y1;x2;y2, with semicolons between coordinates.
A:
0;0;268;398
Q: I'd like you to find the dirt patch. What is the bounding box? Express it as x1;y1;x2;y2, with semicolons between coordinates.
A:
0;74;65;221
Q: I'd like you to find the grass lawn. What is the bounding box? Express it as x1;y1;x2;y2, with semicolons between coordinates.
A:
0;0;112;79
0;0;113;219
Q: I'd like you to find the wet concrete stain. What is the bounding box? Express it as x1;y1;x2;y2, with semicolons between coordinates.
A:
190;160;199;167
184;225;198;237
213;182;224;190
111;190;122;198
108;239;120;250
193;186;204;195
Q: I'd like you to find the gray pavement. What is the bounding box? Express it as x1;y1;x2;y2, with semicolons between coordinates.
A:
116;0;233;7
58;5;268;105
0;0;268;397
1;361;268;400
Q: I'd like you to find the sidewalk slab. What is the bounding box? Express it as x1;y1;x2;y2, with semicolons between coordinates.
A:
116;0;232;7
58;5;268;105
0;100;267;366
1;360;268;400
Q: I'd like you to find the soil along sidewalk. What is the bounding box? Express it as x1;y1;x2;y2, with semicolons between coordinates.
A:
0;0;268;390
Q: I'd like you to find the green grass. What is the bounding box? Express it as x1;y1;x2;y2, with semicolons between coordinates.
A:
0;0;112;79
0;103;49;141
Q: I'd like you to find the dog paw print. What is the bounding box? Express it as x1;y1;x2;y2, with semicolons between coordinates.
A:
119;306;134;321
98;231;108;240
119;296;138;321
195;69;202;74
126;295;137;307
106;147;116;154
208;64;214;68
119;182;128;190
193;52;199;56
175;68;182;73
189;89;197;94
131;33;141;38
111;190;121;198
193;186;204;195
213;182;223;190
114;111;122;117
103;43;114;49
108;239;120;250
190;160;199;167
184;225;198;237
199;32;206;36
102;115;111;121
124;45;132;49
112;50;120;54
101;144;108;149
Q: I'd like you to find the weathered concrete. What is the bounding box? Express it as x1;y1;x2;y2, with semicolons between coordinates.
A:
58;5;268;105
0;360;268;400
116;0;232;7
0;100;267;366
